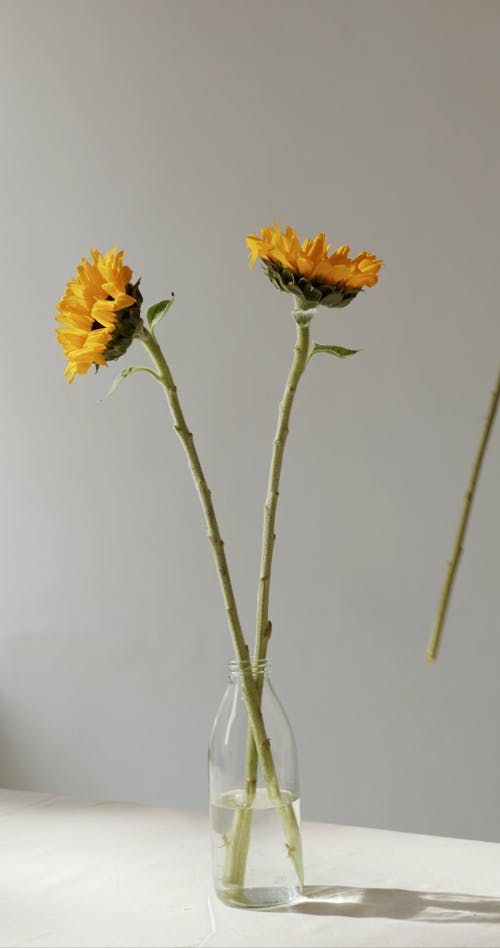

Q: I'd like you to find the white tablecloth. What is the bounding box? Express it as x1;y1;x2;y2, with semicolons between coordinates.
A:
1;788;499;947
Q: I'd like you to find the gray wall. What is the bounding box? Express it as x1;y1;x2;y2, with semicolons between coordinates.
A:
0;0;499;843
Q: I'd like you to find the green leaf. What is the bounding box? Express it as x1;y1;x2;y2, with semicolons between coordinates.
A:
308;343;360;362
146;293;175;331
103;366;160;400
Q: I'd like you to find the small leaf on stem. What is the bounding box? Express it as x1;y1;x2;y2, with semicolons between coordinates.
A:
146;293;175;331
103;366;160;400
308;343;360;361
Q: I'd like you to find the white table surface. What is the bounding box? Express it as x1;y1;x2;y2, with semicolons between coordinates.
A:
1;789;500;948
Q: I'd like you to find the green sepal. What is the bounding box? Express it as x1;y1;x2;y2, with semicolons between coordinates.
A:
308;343;360;362
147;293;175;331
263;260;361;310
104;365;160;399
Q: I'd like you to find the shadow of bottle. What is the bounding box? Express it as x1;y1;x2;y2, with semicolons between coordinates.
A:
273;884;500;923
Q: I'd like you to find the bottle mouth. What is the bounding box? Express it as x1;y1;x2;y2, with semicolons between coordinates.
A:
228;658;270;677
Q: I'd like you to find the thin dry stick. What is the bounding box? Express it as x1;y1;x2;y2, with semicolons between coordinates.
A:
427;367;500;662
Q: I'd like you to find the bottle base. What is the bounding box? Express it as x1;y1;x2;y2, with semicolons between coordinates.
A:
215;883;301;910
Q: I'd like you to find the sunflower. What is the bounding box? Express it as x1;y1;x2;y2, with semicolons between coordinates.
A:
246;224;383;313
55;248;142;383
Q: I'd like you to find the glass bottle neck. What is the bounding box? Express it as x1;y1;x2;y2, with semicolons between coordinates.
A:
227;659;270;683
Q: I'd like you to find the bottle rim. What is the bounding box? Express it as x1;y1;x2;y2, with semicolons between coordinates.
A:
227;658;270;675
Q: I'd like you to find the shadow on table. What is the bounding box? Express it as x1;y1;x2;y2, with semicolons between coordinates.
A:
276;885;500;923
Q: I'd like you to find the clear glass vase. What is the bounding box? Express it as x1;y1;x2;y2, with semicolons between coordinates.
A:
208;659;302;909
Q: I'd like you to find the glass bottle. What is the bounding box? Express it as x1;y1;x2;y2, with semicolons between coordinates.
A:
208;659;302;909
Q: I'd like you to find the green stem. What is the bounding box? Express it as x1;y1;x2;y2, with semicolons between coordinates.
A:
255;322;311;662
222;320;310;887
427;366;500;662
137;323;303;887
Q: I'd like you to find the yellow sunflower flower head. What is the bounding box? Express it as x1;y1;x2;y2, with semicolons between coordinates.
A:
246;224;383;324
55;247;143;383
